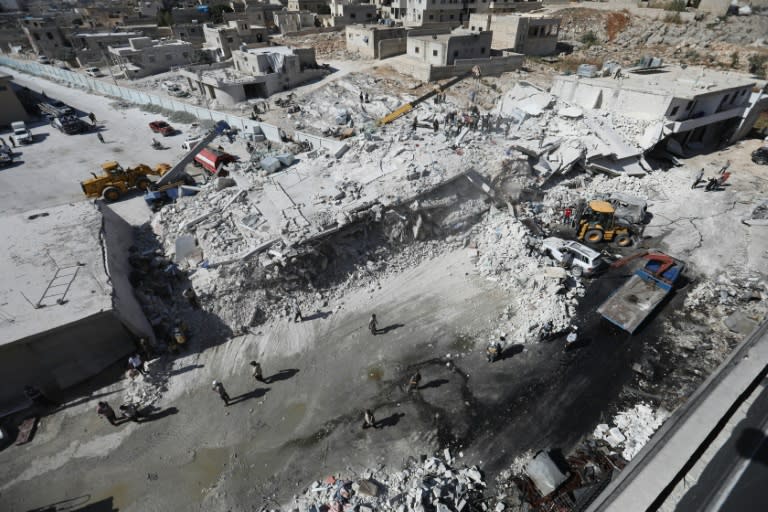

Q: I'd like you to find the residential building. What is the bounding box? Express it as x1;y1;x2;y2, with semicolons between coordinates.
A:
21;16;74;61
169;22;206;47
320;0;377;26
225;2;284;28
468;13;559;55
72;31;143;67
397;29;522;80
375;0;407;20
476;0;542;14
179;46;327;104
0;73;29;127
288;0;331;13
404;0;466;27
345;25;406;59
202;20;269;60
108;37;194;79
274;11;318;34
551;66;759;155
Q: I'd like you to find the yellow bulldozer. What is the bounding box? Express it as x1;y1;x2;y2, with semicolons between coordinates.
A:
81;161;171;202
576;200;633;247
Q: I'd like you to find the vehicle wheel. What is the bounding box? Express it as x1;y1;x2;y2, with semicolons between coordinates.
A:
615;234;632;247
136;178;151;191
102;186;120;202
585;229;603;243
572;266;584;277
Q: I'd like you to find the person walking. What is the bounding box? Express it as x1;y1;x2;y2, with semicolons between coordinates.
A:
292;299;303;323
364;92;370;103
10;137;16;148
97;401;119;426
362;409;376;429
486;340;502;363
128;353;146;376
406;370;422;393
433;118;439;133
368;314;378;336
250;361;265;383
88;112;97;124
359;91;364;104
212;380;230;406
119;403;143;423
97;132;105;144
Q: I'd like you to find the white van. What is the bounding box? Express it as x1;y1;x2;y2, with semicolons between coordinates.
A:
84;67;103;77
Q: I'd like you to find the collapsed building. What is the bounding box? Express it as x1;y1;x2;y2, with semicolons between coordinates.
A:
0;202;152;409
108;37;195;79
468;13;561;55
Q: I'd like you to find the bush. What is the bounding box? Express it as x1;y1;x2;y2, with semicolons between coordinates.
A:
748;54;768;79
730;51;739;69
664;12;682;24
580;31;599;47
665;0;687;12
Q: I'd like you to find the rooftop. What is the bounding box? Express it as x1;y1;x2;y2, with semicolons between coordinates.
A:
410;30;482;43
242;45;299;56
73;31;142;38
0;202;113;347
557;66;756;99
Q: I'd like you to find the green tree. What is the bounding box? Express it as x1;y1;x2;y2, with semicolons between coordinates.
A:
748;54;767;79
210;4;234;24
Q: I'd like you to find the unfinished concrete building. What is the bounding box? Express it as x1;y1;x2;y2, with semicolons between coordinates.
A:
320;0;377;26
21;16;74;61
345;25;406;59
288;0;332;13
225;2;284;28
0;203;152;410
397;29;522;80
179;46;326;104
0;73;29;126
108;37;195;79
375;0;407;20
551;66;759;156
202;20;269;60
274;11;318;34
468;13;559;55
404;0;466;27
72;31;143;67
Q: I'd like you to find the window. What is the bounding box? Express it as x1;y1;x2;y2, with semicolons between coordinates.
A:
432;49;438;56
669;106;679;116
34;33;40;41
351;13;356;18
450;14;454;19
453;50;458;57
722;94;730;103
685;101;693;110
227;37;233;43
148;56;156;63
46;32;54;40
183;52;189;58
480;47;485;54
429;14;434;19
366;13;372;18
415;46;419;53
165;54;172;61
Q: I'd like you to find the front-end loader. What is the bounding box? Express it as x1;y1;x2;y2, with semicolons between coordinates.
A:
81;161;171;202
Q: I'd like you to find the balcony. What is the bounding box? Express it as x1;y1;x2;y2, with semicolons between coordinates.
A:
666;105;747;133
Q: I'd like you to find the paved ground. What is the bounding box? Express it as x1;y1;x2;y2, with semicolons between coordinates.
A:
0;65;195;215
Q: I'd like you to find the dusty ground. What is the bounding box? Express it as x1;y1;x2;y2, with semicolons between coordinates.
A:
1;24;768;511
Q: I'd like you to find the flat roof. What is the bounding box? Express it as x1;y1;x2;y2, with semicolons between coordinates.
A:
0;202;113;347
244;45;297;56
557;66;756;99
410;30;481;43
73;32;142;38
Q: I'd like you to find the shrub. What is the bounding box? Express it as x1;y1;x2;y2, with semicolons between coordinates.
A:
730;51;739;69
664;12;682;24
665;0;687;12
580;31;599;47
748;54;768;79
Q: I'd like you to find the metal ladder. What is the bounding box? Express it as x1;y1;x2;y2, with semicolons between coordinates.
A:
36;263;82;308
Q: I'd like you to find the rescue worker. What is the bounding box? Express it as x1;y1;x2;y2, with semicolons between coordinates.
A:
368;314;378;335
406;370;422;393
212;380;230;406
119;403;143;423
486;339;502;363
250;361;265;383
362;409;376;429
564;327;578;352
97;401;119;426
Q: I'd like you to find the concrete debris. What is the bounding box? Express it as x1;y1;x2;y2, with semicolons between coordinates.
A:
592;402;669;461
292;456;486;512
524;451;569;497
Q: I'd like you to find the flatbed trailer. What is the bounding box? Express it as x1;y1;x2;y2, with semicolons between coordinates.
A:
597;257;684;334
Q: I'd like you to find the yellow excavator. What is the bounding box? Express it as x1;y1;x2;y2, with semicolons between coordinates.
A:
377;66;481;126
81;161;171;202
577;200;633;247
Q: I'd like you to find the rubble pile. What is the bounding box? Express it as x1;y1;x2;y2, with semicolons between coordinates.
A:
592;402;669;462
292;455;487;512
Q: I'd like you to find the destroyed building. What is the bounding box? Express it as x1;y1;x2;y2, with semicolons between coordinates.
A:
179;45;326;104
108;37;195;79
0;203;152;410
21;16;74;61
551;65;761;157
468;13;560;55
72;31;143;67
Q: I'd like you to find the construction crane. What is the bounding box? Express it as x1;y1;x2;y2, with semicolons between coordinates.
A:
377;66;481;127
610;251;677;277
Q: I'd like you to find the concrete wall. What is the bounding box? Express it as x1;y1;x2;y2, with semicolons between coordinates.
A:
0;311;135;409
346;25;406;59
396;51;522;81
100;204;156;343
0;75;31;127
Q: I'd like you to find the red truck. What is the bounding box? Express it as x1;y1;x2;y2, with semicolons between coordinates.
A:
194;148;237;176
149;120;176;136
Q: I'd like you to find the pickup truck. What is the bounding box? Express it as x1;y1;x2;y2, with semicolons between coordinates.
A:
597;253;684;334
149;120;176;136
52;115;88;135
11;121;33;144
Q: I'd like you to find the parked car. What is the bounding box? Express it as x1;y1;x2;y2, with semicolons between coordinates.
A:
149;120;176;136
84;67;103;77
48;100;73;115
541;237;605;277
166;85;189;97
181;134;204;151
36;55;50;64
194;147;237;176
10;121;33;144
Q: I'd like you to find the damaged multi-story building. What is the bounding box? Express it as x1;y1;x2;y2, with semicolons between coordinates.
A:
21;16;74;61
551;64;763;157
108;37;195;78
468;13;560;55
202;19;269;60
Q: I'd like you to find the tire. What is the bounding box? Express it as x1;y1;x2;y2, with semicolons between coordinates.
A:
615;234;632;247
572;266;584;277
136;178;151;191
102;186;120;202
585;229;603;243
